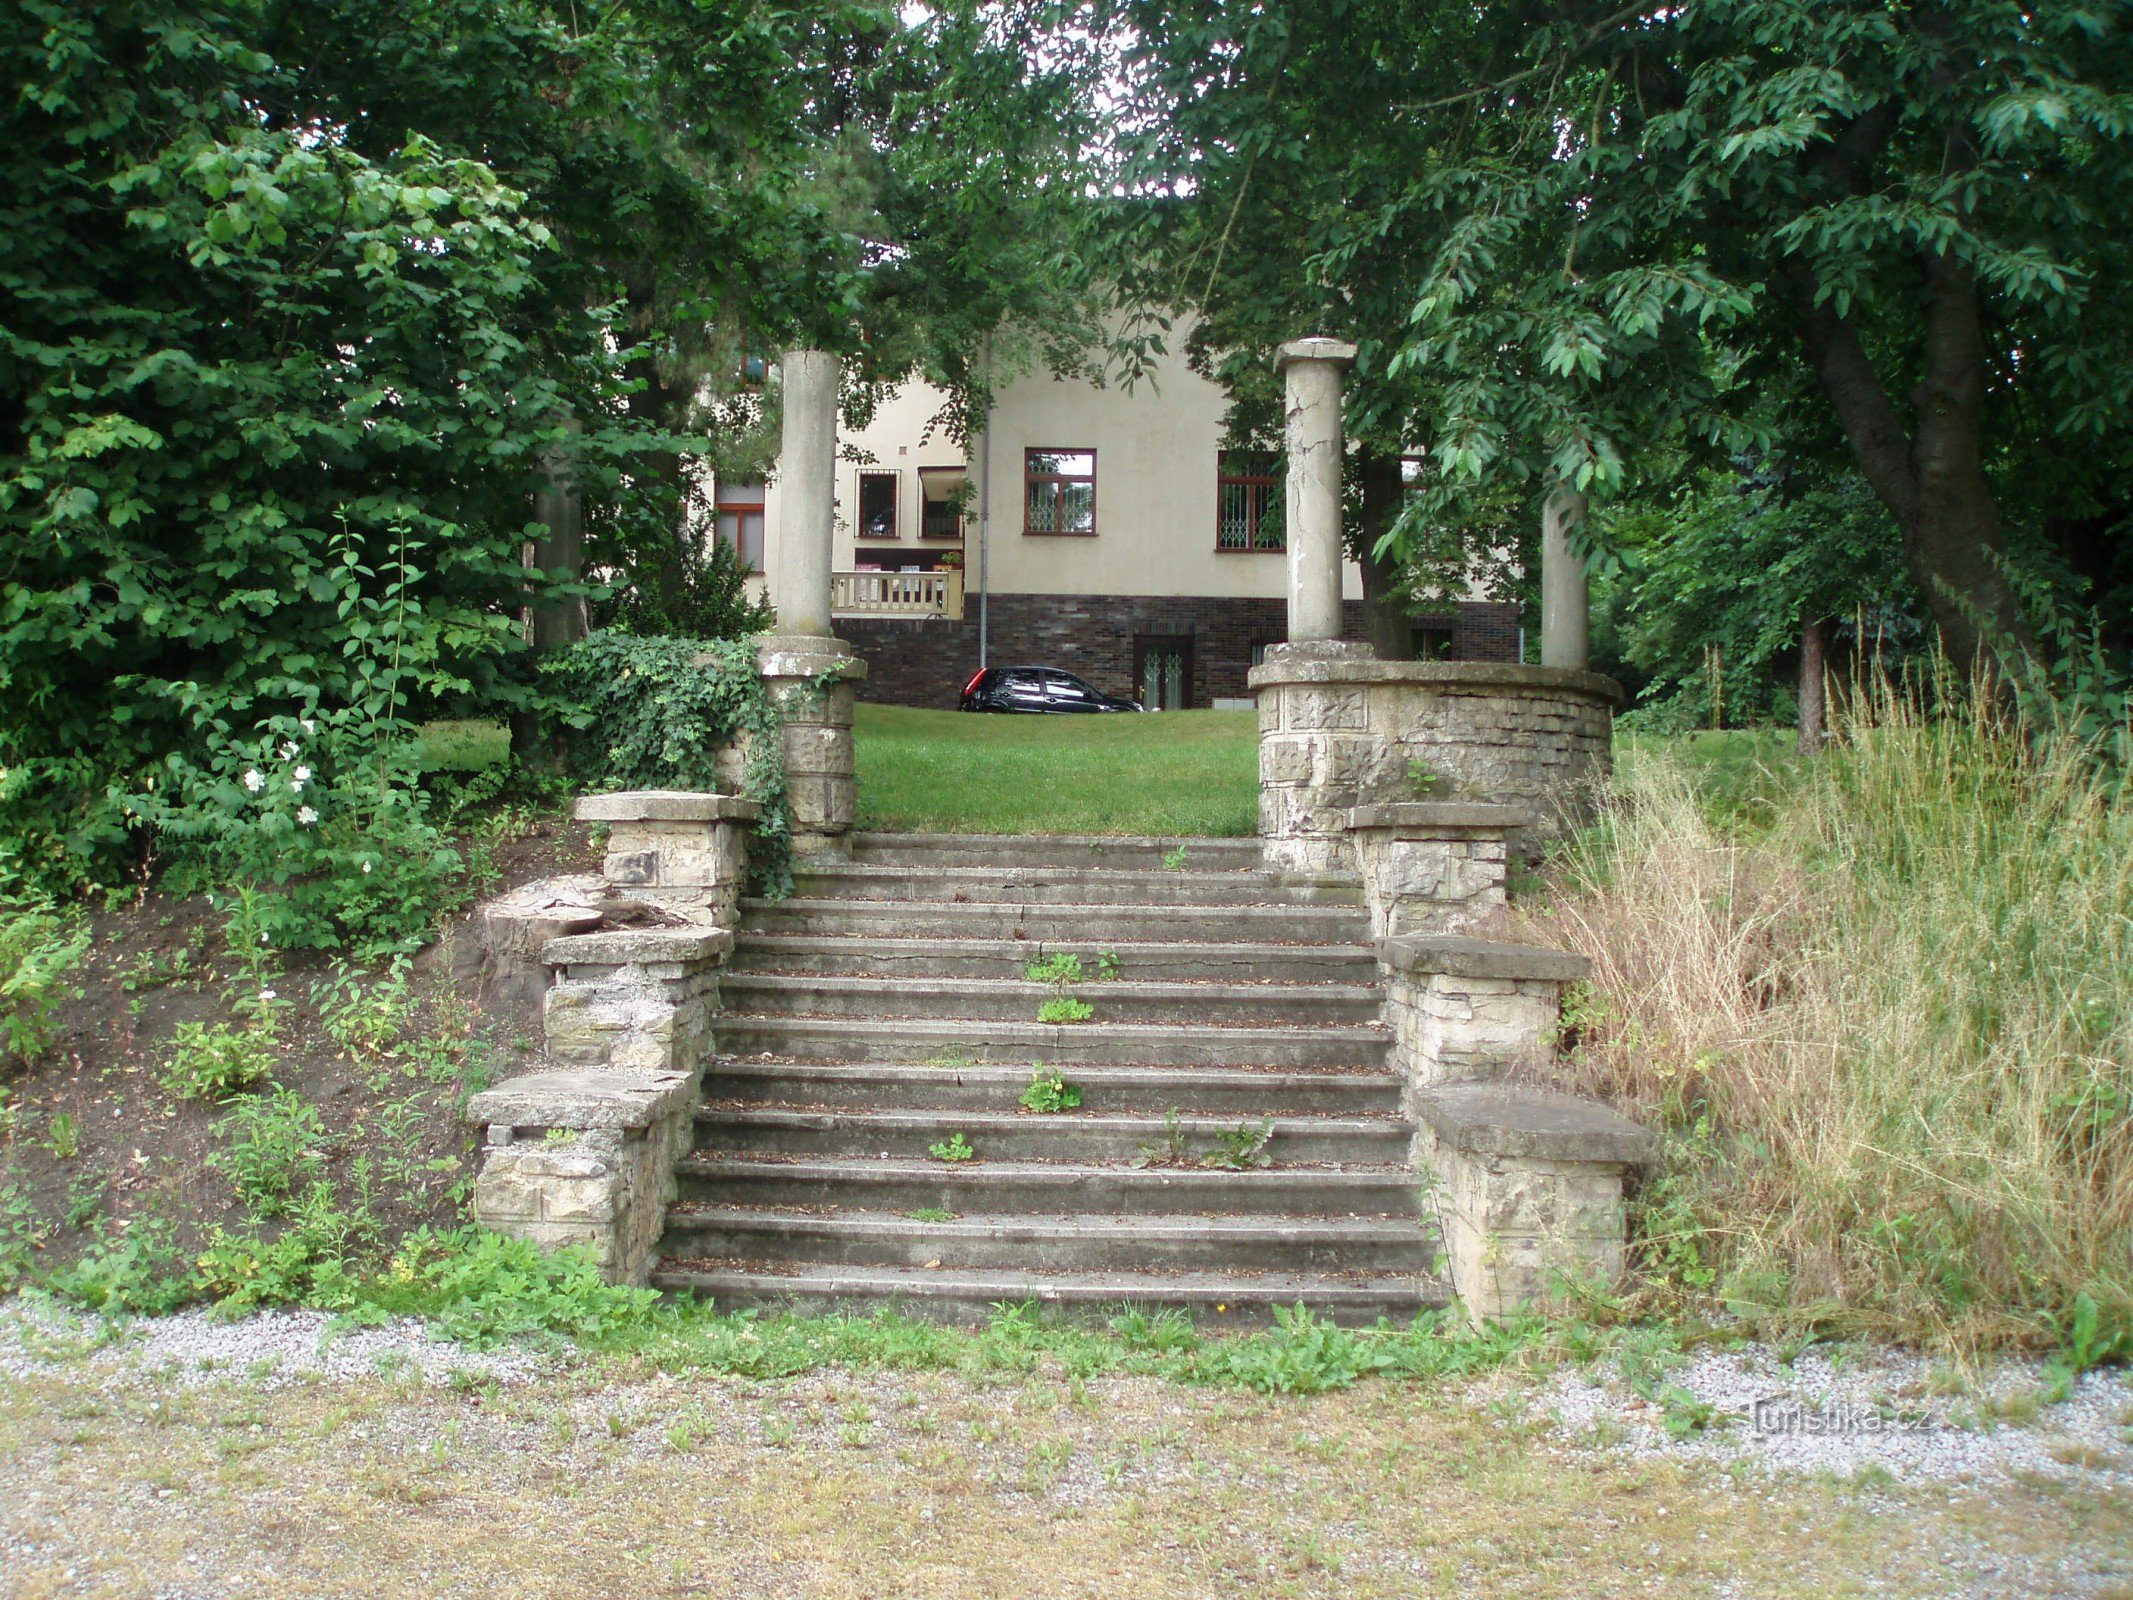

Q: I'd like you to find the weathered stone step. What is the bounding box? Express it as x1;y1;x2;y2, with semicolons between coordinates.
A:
652;1260;1447;1327
660;1207;1435;1275
714;1015;1390;1069
672;1156;1424;1217
850;832;1264;872
718;972;1383;1026
691;1107;1412;1164
702;1060;1402;1116
790;863;1362;908
738;898;1371;945
726;934;1379;984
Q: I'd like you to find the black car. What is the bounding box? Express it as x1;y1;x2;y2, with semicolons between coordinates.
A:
959;666;1143;714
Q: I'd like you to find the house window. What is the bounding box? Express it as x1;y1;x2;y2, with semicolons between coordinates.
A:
1412;621;1456;660
1216;450;1283;550
857;471;898;540
918;467;967;539
1400;454;1429;494
1025;449;1095;535
713;481;765;572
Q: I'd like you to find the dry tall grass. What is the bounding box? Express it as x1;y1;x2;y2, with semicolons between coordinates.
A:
1527;685;2133;1351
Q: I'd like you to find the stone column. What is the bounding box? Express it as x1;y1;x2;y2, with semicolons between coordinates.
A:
771;348;839;637
1275;338;1358;649
1540;485;1590;670
760;347;865;855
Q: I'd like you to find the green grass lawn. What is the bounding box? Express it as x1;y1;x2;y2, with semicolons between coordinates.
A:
854;703;1259;836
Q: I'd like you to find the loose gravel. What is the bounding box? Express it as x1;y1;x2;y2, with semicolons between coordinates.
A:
0;1294;550;1392
1529;1342;2133;1486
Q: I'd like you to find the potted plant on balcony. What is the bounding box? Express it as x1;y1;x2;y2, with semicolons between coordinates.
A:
935;550;964;571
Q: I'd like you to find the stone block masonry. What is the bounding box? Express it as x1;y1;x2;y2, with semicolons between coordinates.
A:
1377;934;1590;1107
541;926;731;1076
839;597;1524;709
467;1068;701;1285
1416;1084;1652;1322
1345;802;1530;939
577;790;762;926
755;634;865;855
1252;658;1621;873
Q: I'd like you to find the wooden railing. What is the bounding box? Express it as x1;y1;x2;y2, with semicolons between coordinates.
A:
831;568;965;621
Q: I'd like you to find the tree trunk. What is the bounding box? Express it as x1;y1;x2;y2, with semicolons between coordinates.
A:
1798;616;1828;754
1356;446;1413;659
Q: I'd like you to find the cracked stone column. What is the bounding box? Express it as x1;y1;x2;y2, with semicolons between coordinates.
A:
1275;337;1358;650
761;347;865;854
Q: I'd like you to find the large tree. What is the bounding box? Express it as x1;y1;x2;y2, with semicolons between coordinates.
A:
1102;0;2133;669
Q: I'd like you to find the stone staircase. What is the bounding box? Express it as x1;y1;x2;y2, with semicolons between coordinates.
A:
649;833;1453;1324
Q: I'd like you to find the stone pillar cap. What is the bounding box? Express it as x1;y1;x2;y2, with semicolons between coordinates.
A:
466;1066;698;1131
1380;933;1590;982
1346;802;1535;834
1276;337;1359;369
543;925;734;967
574;791;763;824
1417;1083;1654;1166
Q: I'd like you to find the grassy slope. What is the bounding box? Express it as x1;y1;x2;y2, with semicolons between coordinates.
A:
854;704;1259;836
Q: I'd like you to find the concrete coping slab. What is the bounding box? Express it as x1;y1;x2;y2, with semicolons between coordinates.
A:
1346;802;1535;834
751;633;870;682
1246;656;1624;702
1418;1083;1654;1167
574;791;763;824
467;1066;697;1132
542;925;734;967
1275;336;1359;369
1379;933;1591;983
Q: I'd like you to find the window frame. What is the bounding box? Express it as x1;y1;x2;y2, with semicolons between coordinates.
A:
1023;448;1098;537
855;469;900;542
1215;449;1283;552
712;496;766;573
917;466;967;540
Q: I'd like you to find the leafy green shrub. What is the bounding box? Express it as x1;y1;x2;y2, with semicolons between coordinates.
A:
161;1022;276;1101
360;1226;667;1349
193;1181;379;1312
210;1087;330;1216
44;1220;191;1316
0;898;90;1066
546;633;798;892
0;1182;45;1292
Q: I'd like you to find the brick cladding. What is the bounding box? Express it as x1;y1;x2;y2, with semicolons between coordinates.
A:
839;595;1524;709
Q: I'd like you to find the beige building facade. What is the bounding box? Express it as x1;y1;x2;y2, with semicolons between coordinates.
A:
721;349;1521;709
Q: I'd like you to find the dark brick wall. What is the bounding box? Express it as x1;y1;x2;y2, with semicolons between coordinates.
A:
840;595;1524;709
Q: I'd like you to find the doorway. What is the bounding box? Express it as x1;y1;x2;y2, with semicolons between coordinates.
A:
1134;635;1194;711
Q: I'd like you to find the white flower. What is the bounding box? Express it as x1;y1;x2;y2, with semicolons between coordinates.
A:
279;740;299;761
361;861;372;874
259;989;277;1001
242;769;265;792
299;718;316;734
291;765;311;791
297;805;319;825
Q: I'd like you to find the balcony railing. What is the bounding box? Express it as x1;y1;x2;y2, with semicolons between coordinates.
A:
831;568;965;621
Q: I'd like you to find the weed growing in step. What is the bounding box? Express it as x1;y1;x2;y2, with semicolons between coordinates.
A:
1095;949;1122;980
1018;1072;1083;1114
1133;1108;1193;1168
1201;1120;1273;1170
1028;951;1095;1024
928;1133;976;1163
906;1208;956;1223
161;1020;276;1100
1162;845;1190;871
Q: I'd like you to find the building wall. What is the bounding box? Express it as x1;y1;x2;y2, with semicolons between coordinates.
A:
842;598;1524;710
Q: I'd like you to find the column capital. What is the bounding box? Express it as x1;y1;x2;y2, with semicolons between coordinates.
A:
1276;337;1358;372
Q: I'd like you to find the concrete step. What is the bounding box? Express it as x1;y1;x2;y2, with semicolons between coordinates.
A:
691;1107;1412;1165
651;1260;1448;1327
660;1208;1436;1276
850;833;1265;873
789;863;1362;908
673;1156;1425;1217
718;972;1384;1027
726;934;1380;985
702;1060;1402;1116
713;1015;1390;1069
738;898;1372;945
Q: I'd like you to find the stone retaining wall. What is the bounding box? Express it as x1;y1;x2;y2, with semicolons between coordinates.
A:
1345;802;1527;939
